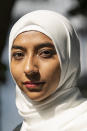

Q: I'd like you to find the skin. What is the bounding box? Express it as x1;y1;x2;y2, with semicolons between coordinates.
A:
11;31;61;101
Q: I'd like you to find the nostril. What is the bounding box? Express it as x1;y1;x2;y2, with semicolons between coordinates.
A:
25;71;40;81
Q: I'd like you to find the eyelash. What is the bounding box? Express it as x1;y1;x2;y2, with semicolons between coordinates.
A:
12;49;55;60
12;52;24;60
38;49;55;58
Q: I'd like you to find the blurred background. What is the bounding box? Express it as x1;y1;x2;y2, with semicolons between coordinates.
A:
0;0;87;130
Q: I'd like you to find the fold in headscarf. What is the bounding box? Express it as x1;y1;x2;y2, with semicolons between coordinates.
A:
9;10;87;131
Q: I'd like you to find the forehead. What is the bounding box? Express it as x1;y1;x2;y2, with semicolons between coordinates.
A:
13;31;53;46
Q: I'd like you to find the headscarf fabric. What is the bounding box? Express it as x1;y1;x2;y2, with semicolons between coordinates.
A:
9;10;87;131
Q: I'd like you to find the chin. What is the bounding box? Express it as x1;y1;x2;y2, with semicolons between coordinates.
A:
26;91;46;102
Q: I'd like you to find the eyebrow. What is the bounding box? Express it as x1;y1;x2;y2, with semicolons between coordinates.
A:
35;42;55;50
11;45;26;51
11;42;55;51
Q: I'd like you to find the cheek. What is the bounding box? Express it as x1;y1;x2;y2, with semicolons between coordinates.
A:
39;59;61;98
10;62;23;83
40;59;61;83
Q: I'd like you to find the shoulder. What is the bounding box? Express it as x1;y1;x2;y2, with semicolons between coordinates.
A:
13;123;22;131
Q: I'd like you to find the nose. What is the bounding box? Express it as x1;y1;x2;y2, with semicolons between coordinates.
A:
24;55;40;80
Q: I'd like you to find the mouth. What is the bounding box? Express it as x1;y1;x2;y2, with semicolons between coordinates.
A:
22;81;45;91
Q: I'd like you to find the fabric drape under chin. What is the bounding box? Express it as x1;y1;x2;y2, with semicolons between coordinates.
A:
9;10;87;131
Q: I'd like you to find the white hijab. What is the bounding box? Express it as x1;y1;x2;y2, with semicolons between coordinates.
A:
9;10;87;131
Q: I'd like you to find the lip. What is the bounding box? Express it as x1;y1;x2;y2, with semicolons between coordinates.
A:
23;81;45;89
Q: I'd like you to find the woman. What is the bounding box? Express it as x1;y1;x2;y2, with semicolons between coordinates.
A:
9;10;87;131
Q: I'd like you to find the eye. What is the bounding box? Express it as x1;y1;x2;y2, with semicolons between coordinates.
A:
12;52;24;60
38;49;56;58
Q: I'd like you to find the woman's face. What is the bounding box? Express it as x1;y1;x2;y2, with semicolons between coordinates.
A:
11;31;61;101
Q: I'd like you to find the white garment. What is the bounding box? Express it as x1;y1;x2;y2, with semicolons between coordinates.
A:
9;10;87;131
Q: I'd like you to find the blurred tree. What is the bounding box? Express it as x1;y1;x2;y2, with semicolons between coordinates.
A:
68;0;87;16
0;0;15;83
